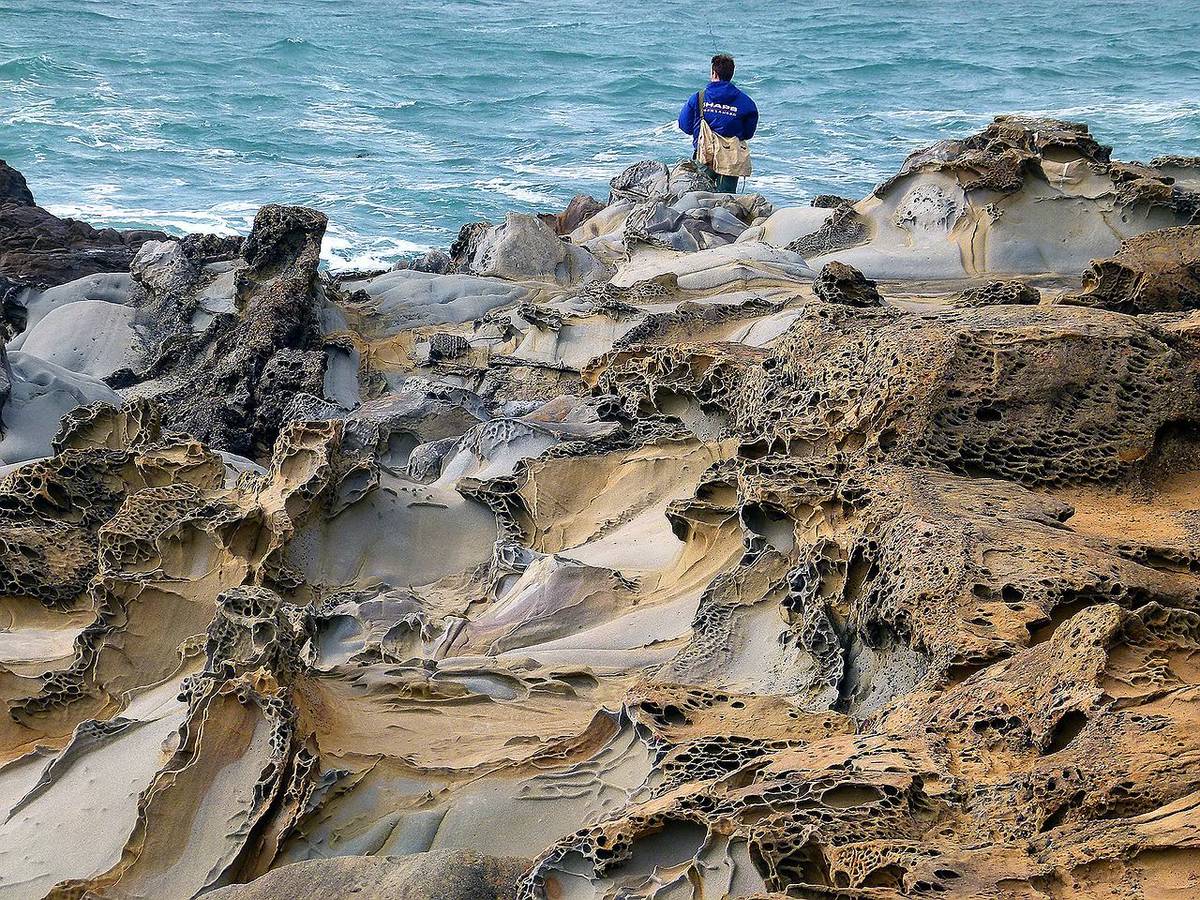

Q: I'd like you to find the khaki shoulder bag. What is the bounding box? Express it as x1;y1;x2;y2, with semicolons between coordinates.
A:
696;87;753;178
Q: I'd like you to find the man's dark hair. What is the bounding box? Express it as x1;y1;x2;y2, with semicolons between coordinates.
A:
711;54;735;81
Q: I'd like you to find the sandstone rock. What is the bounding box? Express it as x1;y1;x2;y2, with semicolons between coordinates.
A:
956;279;1041;307
737;205;834;248
1067;225;1200;314
538;193;605;236
207;850;530;900
469;212;600;286
0;348;122;463
130;239;198;298
350;268;530;330
813;260;883;306
805;116;1196;280
5;125;1200;900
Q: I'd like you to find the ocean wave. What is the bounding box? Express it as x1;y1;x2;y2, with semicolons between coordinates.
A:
321;231;430;272
471;178;561;207
43;200;256;237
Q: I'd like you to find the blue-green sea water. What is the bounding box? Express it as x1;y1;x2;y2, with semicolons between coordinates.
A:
2;0;1199;269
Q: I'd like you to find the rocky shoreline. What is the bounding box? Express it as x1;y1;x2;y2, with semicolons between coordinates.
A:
1;115;1199;899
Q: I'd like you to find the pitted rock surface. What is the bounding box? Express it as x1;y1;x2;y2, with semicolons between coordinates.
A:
1067;225;1200;314
2;127;1200;900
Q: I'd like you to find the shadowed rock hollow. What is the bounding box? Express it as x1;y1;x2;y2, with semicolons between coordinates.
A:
2;116;1200;900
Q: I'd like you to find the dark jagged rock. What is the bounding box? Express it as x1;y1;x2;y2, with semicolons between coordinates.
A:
0;273;30;340
0;160;36;205
810;193;853;209
0;199;169;289
956;279;1041;307
177;230;245;265
238;204;326;283
539;193;605;236
139;204;330;458
813;260;882;307
1066;226;1200;314
448;221;493;271
0;161;243;288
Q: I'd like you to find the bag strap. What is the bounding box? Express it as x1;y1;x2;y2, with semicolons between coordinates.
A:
698;88;705;123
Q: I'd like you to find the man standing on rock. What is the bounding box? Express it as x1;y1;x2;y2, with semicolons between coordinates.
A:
677;54;758;192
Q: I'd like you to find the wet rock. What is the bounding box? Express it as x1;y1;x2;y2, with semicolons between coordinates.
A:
813;260;883;306
1066;226;1200;314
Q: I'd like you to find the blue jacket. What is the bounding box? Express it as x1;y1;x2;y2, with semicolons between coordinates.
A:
677;79;759;149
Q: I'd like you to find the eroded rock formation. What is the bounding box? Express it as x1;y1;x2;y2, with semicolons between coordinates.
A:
2;118;1200;900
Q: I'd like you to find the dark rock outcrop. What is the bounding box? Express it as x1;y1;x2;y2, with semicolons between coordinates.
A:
448;221;494;271
177;230;245;264
137;204;330;458
0;160;36;205
810;193;854;209
0;273;29;339
0;199;168;289
813;260;883;306
0;161;243;288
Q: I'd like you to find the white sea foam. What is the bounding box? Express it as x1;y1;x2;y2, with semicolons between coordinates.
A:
43;200;255;237
472;178;560;207
320;230;429;272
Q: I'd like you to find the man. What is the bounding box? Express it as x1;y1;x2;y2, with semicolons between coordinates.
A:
677;54;758;192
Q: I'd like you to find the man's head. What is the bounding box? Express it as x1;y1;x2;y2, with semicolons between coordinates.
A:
710;54;735;82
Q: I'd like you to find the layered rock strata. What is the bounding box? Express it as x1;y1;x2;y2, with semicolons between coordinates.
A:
1;117;1200;900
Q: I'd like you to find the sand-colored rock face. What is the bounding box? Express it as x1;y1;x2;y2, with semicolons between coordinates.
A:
2;119;1200;900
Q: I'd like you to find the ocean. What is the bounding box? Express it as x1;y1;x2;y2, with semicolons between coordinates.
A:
2;0;1198;270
